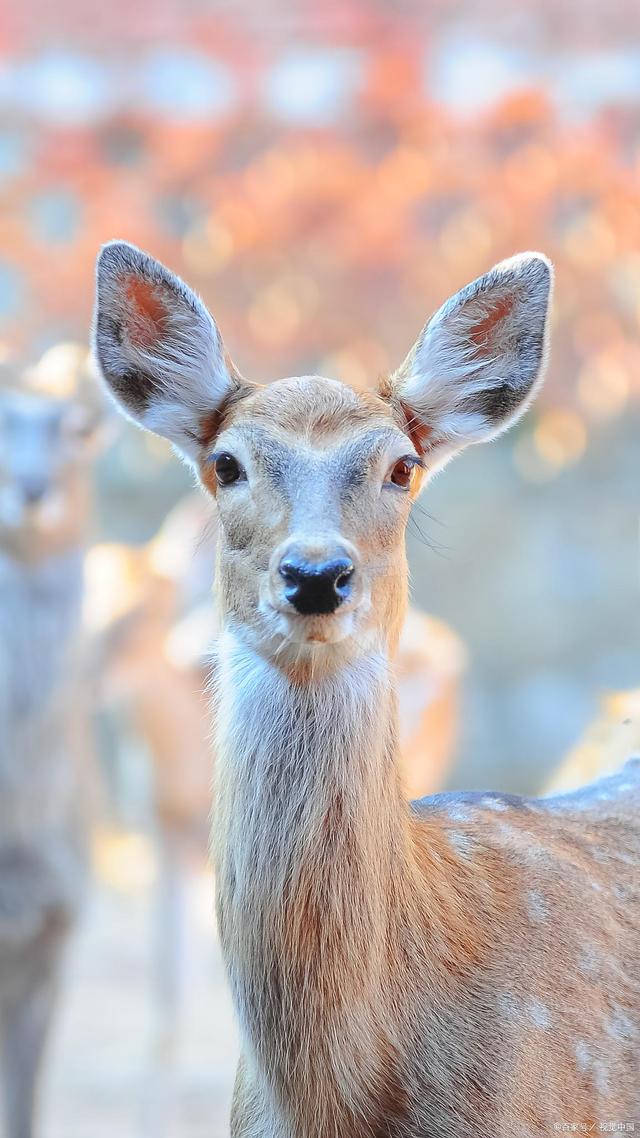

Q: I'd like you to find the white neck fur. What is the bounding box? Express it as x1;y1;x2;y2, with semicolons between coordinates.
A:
211;627;409;1122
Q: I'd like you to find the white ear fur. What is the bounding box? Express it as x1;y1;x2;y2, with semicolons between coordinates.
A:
386;253;553;471
92;241;238;461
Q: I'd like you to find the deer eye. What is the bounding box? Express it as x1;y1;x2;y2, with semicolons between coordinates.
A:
212;452;245;487
386;457;418;490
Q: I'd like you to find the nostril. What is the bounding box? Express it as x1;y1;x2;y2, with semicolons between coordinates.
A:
335;564;354;594
279;560;302;586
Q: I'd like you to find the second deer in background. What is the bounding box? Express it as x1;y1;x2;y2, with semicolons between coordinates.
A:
0;354;104;1138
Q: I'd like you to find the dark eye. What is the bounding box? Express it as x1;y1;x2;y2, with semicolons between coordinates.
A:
387;457;416;490
213;452;244;486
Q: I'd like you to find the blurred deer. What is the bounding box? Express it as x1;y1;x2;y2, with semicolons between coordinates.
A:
0;352;103;1138
94;240;639;1134
544;689;640;796
85;498;218;1132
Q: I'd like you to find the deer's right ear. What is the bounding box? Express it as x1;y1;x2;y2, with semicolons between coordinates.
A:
93;241;241;461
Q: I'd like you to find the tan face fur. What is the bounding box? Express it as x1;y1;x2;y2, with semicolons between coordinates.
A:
93;241;552;678
200;376;420;664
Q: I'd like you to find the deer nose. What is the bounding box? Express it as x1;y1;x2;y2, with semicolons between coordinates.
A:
279;556;355;616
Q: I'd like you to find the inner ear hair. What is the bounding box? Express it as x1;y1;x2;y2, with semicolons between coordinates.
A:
121;276;172;350
380;252;553;462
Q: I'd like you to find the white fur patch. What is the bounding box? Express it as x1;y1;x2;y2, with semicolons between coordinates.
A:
607;1005;636;1041
447;830;475;860
575;1040;591;1071
446;804;475;823
578;945;599;974
526;890;550;923
529;998;551;1029
480;795;508;811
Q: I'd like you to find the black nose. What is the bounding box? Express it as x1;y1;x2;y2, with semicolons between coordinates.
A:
279;557;354;616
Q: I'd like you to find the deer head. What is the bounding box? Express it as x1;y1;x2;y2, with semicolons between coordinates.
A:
93;242;552;675
0;352;107;546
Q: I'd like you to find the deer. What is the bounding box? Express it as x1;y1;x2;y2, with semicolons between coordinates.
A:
544;689;640;797
93;240;640;1137
0;362;102;1138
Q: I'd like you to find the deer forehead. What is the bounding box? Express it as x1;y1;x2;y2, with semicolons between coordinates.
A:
219;375;402;443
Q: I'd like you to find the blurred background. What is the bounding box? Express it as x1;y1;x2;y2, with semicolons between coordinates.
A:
0;1;639;1134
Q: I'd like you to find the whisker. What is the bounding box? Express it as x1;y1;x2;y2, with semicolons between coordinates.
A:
411;499;448;531
407;506;451;558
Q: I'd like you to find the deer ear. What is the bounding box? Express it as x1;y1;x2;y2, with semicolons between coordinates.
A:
381;253;553;471
92;241;241;461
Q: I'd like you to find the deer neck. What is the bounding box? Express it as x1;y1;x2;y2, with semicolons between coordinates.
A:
212;625;413;1121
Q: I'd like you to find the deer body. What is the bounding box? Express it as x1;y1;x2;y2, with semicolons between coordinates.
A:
215;628;640;1135
94;242;640;1135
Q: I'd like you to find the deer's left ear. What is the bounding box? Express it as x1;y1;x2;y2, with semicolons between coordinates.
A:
93;241;243;461
380;253;553;470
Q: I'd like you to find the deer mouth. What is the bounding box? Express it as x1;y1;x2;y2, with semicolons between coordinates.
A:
295;610;357;645
262;599;360;647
